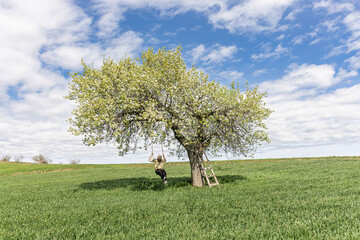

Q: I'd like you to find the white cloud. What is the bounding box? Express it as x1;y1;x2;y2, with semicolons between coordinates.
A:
251;44;289;61
343;11;360;52
285;8;302;21
325;45;347;58
189;44;238;64
255;142;360;159
277;34;286;40
260;64;337;96
335;68;358;80
321;16;341;31
93;0;294;34
105;31;144;59
0;1;146;164
252;68;268;76
93;0;224;16
0;83;79;162
314;1;360;56
259;64;360;150
314;0;354;14
8;86;71;120
0;0;91;48
218;70;244;82
290;23;335;47
164;27;186;37
202;45;238;64
40;45;99;71
209;0;295;33
265;83;360;146
312;1;360;70
310;38;321;45
0;0;91;96
91;0;225;36
40;31;144;71
93;2;125;38
346;53;360;70
291;35;307;45
190;44;206;61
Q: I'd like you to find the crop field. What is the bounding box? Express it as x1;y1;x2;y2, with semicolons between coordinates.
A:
1;157;360;239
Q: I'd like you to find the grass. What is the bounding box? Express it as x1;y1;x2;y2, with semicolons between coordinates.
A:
0;157;359;239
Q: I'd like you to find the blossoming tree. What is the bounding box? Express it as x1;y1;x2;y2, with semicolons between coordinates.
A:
66;46;272;186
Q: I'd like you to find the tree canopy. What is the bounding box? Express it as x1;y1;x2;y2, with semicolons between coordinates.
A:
66;46;272;186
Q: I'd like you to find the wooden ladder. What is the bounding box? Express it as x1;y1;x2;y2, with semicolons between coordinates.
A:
201;152;219;188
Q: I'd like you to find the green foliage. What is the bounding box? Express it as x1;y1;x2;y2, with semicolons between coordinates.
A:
1;157;360;239
66;46;272;157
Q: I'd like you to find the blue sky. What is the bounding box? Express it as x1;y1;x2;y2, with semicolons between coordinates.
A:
1;0;360;164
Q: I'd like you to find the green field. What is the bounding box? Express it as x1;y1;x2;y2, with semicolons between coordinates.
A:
1;157;360;239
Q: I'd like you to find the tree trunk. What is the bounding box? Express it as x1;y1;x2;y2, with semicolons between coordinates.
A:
186;145;204;187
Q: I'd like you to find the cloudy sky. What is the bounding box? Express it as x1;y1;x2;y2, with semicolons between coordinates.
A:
1;0;360;164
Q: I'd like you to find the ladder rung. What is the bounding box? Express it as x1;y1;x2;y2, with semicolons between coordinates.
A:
202;153;219;187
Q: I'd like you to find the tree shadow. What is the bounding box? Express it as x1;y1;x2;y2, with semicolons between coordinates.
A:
77;177;191;192
76;174;246;192
217;174;247;184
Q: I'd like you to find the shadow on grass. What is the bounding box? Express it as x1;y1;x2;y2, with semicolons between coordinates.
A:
77;175;246;192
